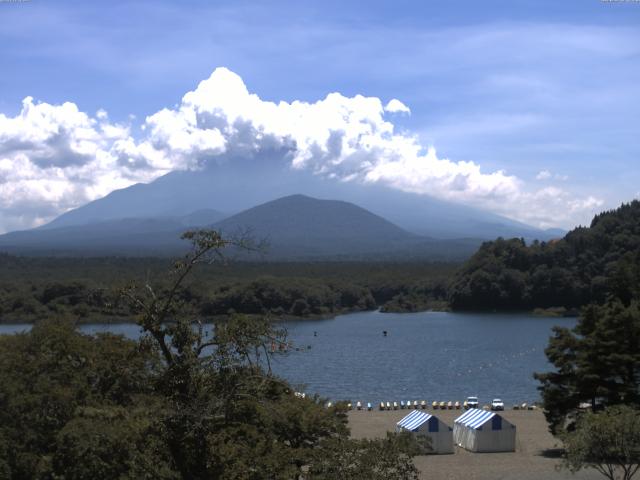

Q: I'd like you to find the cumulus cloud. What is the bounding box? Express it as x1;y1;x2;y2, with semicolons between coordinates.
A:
0;67;603;233
384;99;411;114
0;97;159;232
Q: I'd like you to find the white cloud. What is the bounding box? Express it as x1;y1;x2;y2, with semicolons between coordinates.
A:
384;99;411;114
536;170;552;180
0;67;603;233
0;97;159;232
536;169;569;181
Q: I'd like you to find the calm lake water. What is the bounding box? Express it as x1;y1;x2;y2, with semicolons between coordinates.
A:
0;310;575;405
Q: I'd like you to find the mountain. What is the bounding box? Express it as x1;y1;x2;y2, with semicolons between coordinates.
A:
0;209;226;256
0;195;480;260
39;158;562;241
212;194;479;259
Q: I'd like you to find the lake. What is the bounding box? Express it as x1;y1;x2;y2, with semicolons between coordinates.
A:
0;310;574;406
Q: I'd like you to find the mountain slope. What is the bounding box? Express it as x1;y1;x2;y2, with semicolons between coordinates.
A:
40;159;562;241
0;209;226;256
0;195;481;259
212;194;418;258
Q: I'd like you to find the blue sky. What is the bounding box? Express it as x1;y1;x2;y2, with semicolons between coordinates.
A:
0;0;639;232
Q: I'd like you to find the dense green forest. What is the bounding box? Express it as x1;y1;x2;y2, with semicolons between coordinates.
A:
449;201;640;311
0;255;455;323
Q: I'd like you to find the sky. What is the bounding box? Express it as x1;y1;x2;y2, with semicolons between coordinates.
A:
0;0;639;233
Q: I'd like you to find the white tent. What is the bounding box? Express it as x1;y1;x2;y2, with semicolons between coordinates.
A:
396;410;454;454
453;408;516;452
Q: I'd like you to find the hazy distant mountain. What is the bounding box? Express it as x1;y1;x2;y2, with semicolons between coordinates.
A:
0;209;226;256
211;194;478;259
40;158;563;241
0;194;480;260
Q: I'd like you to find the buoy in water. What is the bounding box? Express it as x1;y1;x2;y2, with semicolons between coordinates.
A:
383;330;388;337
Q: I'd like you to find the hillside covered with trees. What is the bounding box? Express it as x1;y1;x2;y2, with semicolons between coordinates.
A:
449;201;640;311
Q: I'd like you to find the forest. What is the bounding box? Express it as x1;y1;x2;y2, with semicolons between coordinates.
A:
0;255;455;324
449;201;640;311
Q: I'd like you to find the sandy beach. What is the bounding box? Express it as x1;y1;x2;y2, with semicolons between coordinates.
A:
348;408;602;480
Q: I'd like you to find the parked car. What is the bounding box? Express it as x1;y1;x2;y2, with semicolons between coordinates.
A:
491;398;505;411
466;396;479;409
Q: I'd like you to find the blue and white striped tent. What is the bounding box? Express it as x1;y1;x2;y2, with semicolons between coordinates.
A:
453;408;516;452
396;410;453;454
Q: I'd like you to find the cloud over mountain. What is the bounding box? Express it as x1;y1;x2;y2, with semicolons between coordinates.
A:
0;68;602;233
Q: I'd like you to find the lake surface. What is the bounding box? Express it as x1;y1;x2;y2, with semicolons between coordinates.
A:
0;311;575;406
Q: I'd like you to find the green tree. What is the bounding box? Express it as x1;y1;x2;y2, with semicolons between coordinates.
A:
120;230;421;479
535;300;640;434
562;406;640;480
306;432;422;480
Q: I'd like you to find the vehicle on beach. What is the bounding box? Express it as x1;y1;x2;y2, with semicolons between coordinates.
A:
432;401;439;409
466;396;479;409
420;400;427;409
491;398;505;411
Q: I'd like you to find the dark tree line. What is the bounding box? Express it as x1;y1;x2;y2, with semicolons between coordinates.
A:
449;201;640;311
0;255;455;323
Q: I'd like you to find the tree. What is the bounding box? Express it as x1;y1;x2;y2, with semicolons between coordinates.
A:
120;229;421;479
307;432;423;480
0;318;159;479
0;230;421;479
535;300;640;434
562;406;640;480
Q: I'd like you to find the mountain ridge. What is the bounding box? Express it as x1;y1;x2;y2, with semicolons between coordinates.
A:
0;194;482;260
36;160;564;241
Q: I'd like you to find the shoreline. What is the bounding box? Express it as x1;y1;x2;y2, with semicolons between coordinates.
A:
348;409;600;480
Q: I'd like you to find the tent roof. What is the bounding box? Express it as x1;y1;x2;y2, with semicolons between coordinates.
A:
397;410;433;431
454;409;497;430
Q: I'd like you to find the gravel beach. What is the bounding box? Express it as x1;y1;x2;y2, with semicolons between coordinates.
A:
348;408;602;480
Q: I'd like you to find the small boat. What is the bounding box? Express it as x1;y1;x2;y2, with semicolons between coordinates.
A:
432;401;439;409
454;401;461;409
356;401;362;410
521;402;528;410
367;402;372;411
379;402;385;411
393;401;398;410
421;400;427;409
413;400;419;409
386;401;391;410
400;400;405;409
